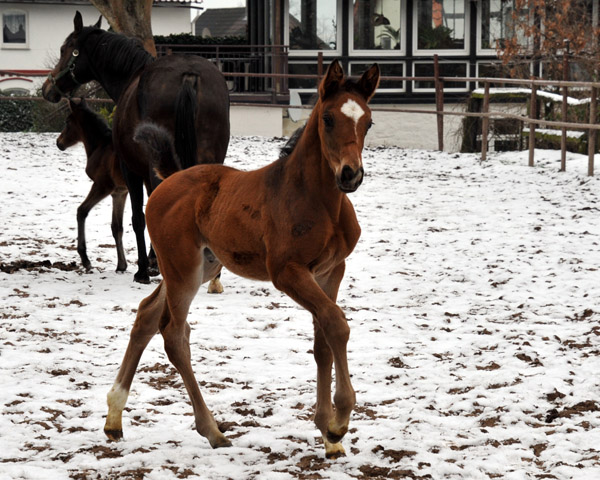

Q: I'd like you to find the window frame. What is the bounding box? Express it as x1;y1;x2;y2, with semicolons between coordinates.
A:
476;0;533;55
412;0;470;56
412;60;470;92
349;60;406;92
286;0;342;57
1;9;29;50
348;0;407;57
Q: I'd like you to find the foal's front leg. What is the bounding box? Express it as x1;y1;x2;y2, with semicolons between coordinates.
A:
272;262;355;458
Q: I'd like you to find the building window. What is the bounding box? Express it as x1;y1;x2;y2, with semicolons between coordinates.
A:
2;11;27;48
288;62;319;89
415;0;466;52
479;0;529;52
288;0;339;52
413;61;468;91
352;0;404;54
350;61;405;91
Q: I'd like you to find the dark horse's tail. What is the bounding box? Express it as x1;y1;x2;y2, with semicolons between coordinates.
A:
174;74;199;170
134;123;181;180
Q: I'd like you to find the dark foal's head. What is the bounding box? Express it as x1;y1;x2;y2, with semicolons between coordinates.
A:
42;11;101;103
316;60;380;193
57;98;88;151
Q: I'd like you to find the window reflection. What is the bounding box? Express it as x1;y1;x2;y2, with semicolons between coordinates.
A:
480;0;528;50
417;0;465;50
289;0;337;50
353;0;402;51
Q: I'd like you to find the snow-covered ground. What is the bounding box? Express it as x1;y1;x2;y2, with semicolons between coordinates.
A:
1;133;599;480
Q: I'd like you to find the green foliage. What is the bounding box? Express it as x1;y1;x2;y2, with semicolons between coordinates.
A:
418;26;455;49
0;91;34;132
154;33;247;45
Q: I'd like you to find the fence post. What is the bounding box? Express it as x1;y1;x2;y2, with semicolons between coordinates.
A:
317;52;323;82
560;42;570;172
529;83;537;167
434;54;444;151
589;86;597;176
481;81;491;161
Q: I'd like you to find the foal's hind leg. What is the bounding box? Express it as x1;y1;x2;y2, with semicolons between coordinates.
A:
272;262;355;457
160;262;231;448
111;186;128;272
77;181;112;270
104;282;165;440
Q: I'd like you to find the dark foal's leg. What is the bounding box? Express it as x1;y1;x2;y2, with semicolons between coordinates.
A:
111;186;128;272
105;282;165;440
271;261;355;458
121;164;150;283
77;181;113;270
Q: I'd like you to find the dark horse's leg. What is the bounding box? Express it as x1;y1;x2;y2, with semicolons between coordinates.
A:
77;181;113;270
121;161;150;283
111;186;128;272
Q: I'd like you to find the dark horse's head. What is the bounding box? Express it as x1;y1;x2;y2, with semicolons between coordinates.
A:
316;60;380;193
42;12;102;103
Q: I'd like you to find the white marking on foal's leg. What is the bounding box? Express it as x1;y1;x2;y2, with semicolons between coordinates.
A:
340;99;365;131
105;383;129;435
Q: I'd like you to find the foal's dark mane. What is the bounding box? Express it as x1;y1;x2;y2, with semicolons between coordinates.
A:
80;105;112;142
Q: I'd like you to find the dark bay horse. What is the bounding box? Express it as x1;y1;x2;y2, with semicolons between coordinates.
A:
57;97;127;272
103;60;380;458
42;11;230;284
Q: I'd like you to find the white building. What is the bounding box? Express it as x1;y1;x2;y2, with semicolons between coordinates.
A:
0;0;197;94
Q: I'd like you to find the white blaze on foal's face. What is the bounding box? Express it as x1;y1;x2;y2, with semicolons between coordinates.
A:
340;99;365;133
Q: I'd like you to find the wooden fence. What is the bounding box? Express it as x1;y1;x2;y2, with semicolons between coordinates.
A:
2;53;600;176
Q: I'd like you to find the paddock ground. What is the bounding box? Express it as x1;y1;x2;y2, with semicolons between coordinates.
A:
1;133;599;479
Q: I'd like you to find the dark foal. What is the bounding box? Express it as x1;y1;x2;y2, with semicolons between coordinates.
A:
42;12;230;284
57;98;127;272
104;60;380;458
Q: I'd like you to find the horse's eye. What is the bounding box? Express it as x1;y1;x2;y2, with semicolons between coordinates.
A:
322;113;334;128
367;120;374;131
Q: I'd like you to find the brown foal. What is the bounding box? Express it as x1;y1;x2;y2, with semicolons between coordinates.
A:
104;60;379;458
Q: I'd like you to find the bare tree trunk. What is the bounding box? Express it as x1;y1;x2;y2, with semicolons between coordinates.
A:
89;0;157;57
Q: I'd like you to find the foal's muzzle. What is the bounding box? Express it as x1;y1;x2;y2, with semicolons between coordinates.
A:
336;166;364;193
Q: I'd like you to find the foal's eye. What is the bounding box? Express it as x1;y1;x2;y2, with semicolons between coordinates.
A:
322;113;334;128
367;120;374;131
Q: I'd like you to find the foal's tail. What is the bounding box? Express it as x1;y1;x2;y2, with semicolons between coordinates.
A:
174;74;199;170
134;123;181;180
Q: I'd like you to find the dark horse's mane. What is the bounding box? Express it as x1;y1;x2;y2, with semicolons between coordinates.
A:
76;27;154;92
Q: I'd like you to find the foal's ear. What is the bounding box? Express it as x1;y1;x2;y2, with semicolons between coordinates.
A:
357;63;380;102
319;59;344;100
74;11;83;34
94;16;102;29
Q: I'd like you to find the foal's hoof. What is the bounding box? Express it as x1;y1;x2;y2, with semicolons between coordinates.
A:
104;428;123;442
324;439;346;459
209;435;232;449
207;279;224;294
148;266;160;277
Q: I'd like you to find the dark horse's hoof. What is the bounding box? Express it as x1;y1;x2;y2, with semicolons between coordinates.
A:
148;266;160;277
133;272;150;284
104;428;123;442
